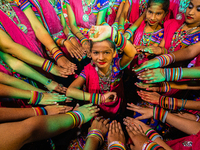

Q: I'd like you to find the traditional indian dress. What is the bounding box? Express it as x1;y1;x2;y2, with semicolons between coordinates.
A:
64;0;109;38
0;0;45;57
28;0;70;58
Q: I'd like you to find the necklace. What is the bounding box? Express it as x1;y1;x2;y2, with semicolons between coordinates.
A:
138;24;158;60
82;0;94;22
169;23;198;52
95;64;112;93
48;0;59;15
0;0;28;33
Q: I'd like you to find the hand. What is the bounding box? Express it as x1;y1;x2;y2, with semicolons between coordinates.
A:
76;103;100;123
125;120;149;150
137;90;160;105
103;92;117;103
137;68;165;83
108;120;126;144
89;117;110;137
70;37;86;58
89;25;112;42
39;93;68;105
45;105;73;115
135;82;159;92
56;56;77;71
82;40;91;58
132;58;160;73
50;64;75;78
127;103;153;120
64;40;84;59
45;80;68;94
141;46;162;55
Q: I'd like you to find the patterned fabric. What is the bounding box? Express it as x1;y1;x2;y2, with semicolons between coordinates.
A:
0;22;6;31
17;0;31;11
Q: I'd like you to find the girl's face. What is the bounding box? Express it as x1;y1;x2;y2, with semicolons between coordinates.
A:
91;40;116;71
146;3;166;27
185;0;200;27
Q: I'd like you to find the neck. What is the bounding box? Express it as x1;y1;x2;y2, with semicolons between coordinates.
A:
186;22;199;29
98;65;110;75
146;23;159;32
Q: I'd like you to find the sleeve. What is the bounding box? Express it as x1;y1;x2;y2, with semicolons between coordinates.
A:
64;0;70;5
79;68;86;80
18;0;31;11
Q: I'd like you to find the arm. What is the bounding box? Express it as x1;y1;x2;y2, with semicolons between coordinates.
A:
114;1;125;22
118;0;130;30
96;8;109;25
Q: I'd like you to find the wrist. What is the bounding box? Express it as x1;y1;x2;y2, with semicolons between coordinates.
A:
32;107;48;116
90;93;103;105
86;129;104;146
80;37;88;45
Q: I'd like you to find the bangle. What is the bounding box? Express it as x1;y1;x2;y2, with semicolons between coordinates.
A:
90;93;101;105
116;32;127;50
80;37;88;45
67;33;75;41
61;39;67;46
160;47;168;54
45;79;52;86
32;107;48;116
153;106;168;123
159;82;171;93
142;140;163;150
51;46;58;52
101;22;109;26
164;67;183;81
86;129;104;145
42;60;54;73
159;95;178;110
83;91;85;101
28;91;43;105
178;99;187;111
112;21;119;30
66;111;84;128
196;114;200;122
125;29;133;38
52;50;64;62
145;129;163;141
108;141;126;150
155;54;175;67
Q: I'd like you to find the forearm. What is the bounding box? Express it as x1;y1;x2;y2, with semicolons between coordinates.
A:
84;137;99;150
71;25;85;40
182;67;200;79
166;112;200;135
154;138;172;150
66;87;91;101
0;72;44;92
96;9;108;25
169;81;200;90
114;1;125;22
118;0;129;27
128;12;145;33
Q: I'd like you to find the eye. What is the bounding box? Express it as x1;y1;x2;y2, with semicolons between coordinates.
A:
157;12;162;15
197;7;200;12
105;51;111;54
148;10;153;14
188;3;193;9
93;51;98;54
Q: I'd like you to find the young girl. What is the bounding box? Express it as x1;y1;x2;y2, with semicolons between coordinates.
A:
66;25;136;117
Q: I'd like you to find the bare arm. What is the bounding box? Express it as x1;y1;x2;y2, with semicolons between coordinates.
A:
96;8;109;25
118;0;129;28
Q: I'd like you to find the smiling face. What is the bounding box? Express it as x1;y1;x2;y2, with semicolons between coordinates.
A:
146;3;167;27
185;0;200;27
91;40;116;73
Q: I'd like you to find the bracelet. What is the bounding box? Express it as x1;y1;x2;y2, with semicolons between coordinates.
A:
67;33;75;41
101;22;109;26
66;111;84;128
159;95;178;110
61;39;67;46
110;27;117;42
116;32;127;50
142;140;163;150
159;82;171;93
45;79;52;86
90;93;101;105
32;107;48;116
52;49;64;62
86;129;104;145
42;60;54;73
28;91;43;105
155;54;175;67
164;67;183;81
145;129;163;141
125;29;133;38
51;46;58;52
160;47;168;54
196;114;200;122
153;106;168;123
178;99;187;111
55;38;64;47
80;37;88;45
112;21;119;30
108;141;126;150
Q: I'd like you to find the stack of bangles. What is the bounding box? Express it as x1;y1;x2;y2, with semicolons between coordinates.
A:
159;47;168;54
159;95;178;110
52;49;64;62
164;67;183;81
28;91;43;105
155;53;175;67
66;111;84;128
118;25;125;33
42;59;54;73
67;33;75;41
108;141;126;150
32;107;48;116
112;21;119;30
124;29;133;38
145;129;163;141
159;82;171;93
86;129;104;145
90;93;105;105
142;140;163;150
80;37;88;45
115;31;127;50
153;106;168;123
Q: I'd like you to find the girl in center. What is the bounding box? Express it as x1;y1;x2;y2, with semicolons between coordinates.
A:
66;25;136;117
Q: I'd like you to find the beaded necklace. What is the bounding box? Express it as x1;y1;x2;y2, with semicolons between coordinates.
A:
0;0;28;33
82;0;95;22
95;64;112;93
169;23;198;52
